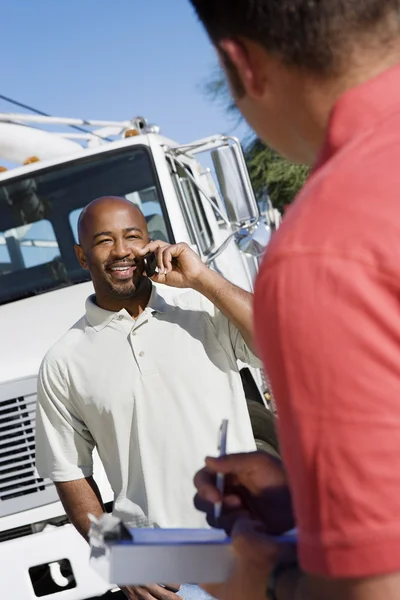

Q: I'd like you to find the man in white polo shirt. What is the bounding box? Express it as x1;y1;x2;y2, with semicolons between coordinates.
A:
35;196;259;600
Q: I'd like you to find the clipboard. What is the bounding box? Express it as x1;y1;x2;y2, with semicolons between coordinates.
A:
88;514;234;585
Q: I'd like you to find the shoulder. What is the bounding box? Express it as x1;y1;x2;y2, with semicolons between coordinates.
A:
265;131;400;277
154;283;214;315
40;314;88;376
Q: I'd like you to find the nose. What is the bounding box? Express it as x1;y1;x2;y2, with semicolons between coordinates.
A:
110;237;131;259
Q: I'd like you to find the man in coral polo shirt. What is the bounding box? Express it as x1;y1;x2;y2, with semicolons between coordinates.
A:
190;1;400;599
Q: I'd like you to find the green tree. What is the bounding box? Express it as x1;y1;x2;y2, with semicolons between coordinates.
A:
204;69;310;211
246;139;310;213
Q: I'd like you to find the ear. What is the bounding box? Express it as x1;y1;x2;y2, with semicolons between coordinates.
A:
74;244;88;270
219;38;267;98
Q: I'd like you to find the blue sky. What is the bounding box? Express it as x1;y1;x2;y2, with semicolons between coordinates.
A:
0;0;253;271
0;0;248;144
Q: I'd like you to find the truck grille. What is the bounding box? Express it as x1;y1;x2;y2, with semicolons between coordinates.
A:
0;394;48;501
0;378;58;517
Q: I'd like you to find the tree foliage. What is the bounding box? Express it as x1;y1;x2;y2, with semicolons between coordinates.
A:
245;139;310;212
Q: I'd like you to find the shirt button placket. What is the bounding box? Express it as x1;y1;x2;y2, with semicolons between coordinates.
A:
137;348;152;374
130;319;155;375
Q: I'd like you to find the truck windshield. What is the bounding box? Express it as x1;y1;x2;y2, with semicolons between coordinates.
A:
0;146;171;306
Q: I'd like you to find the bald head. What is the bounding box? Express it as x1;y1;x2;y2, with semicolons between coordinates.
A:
77;196;148;247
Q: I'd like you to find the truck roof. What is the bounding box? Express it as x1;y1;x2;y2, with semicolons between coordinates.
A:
0;132;181;183
0;113;182;181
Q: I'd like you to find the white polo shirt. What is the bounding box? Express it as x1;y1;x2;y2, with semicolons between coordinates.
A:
36;283;259;528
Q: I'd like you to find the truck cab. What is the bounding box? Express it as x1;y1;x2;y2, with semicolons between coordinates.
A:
0;114;279;599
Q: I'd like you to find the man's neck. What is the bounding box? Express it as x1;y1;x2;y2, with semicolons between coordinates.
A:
293;42;400;164
95;277;153;319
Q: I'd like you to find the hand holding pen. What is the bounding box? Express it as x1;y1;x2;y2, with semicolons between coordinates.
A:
194;445;295;536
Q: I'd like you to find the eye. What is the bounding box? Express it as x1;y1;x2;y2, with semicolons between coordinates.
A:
127;234;141;240
96;238;112;245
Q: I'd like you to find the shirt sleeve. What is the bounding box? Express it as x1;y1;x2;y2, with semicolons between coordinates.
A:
35;353;95;482
224;315;263;368
196;291;262;368
254;253;400;579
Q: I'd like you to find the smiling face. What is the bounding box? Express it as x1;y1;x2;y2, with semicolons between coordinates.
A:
75;197;150;308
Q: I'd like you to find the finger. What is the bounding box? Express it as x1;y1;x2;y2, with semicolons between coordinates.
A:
161;242;188;258
162;584;181;592
204;453;258;475
193;466;220;503
155;247;166;276
136;241;170;256
121;586;141;600
194;491;244;515
193;493;224;529
216;507;252;535
194;490;250;536
121;586;139;600
143;584;181;600
161;247;173;273
193;492;214;514
223;493;246;509
194;466;247;505
205;451;286;490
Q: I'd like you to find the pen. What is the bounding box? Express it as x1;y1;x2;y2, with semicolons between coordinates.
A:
214;419;229;525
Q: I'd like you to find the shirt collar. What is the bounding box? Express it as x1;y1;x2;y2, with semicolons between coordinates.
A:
147;282;176;315
85;283;175;332
315;62;400;170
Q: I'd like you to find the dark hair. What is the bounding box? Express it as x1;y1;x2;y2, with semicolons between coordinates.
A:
190;0;400;76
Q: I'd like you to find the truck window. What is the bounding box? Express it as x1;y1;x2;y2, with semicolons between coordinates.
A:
175;164;214;256
0;146;171;306
0;220;59;274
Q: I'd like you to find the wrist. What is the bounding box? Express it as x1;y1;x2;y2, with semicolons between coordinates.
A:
267;560;300;600
190;266;223;297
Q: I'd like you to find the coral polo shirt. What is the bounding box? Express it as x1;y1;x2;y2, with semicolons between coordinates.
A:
254;64;400;578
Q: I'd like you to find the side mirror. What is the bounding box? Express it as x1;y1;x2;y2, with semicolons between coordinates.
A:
235;222;271;258
212;142;259;225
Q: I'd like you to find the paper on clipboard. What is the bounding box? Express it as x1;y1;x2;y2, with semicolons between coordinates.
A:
124;528;229;545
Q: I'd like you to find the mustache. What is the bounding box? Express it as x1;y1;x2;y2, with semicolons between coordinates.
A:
105;258;143;269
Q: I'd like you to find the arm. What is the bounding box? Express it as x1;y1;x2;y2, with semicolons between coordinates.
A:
203;519;400;600
56;479;181;600
276;568;400;600
138;240;257;353
55;477;105;541
35;355;97;533
192;268;255;352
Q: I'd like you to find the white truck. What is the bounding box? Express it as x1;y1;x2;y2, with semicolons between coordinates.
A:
0;113;280;600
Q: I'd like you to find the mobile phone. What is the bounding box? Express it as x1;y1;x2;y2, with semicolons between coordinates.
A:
143;252;157;277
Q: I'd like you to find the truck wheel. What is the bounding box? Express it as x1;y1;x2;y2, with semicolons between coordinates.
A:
247;400;280;458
